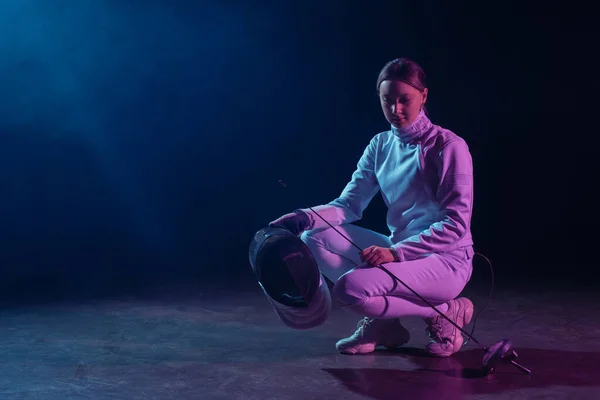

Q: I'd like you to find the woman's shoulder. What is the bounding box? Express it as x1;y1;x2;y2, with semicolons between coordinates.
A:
427;123;469;150
361;129;393;148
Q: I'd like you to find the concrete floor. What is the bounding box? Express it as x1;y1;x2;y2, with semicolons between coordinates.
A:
0;283;598;399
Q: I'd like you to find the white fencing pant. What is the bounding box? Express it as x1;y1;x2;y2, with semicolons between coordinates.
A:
301;224;473;319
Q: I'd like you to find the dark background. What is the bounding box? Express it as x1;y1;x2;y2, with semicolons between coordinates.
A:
0;1;597;303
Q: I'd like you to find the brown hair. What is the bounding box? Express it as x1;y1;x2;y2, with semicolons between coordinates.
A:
376;57;427;93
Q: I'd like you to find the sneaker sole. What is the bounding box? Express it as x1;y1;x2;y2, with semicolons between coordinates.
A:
337;343;376;355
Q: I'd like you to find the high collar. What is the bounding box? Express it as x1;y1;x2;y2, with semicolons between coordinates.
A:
391;109;432;142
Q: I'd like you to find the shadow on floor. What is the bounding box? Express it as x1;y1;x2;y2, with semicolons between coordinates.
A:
323;346;600;399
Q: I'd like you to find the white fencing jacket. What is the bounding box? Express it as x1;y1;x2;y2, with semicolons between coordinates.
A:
303;110;474;262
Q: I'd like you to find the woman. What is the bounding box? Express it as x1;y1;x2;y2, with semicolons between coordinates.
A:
269;57;475;358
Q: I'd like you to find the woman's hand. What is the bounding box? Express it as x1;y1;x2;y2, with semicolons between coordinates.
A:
269;210;312;236
360;246;398;266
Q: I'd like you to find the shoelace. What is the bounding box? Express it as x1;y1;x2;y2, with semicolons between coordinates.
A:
355;317;373;337
425;315;457;344
425;319;444;343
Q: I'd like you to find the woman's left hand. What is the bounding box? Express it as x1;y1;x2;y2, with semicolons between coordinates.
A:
360;246;396;266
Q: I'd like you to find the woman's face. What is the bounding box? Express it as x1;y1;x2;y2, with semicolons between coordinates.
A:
379;80;428;129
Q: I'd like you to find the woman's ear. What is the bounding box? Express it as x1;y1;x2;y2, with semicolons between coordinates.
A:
421;88;428;108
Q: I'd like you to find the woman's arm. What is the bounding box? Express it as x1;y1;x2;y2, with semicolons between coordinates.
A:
302;136;381;230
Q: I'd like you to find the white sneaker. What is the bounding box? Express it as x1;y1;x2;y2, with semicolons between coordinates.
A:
336;317;411;355
424;297;474;357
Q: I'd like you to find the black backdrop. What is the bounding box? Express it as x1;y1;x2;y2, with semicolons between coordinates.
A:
0;1;597;301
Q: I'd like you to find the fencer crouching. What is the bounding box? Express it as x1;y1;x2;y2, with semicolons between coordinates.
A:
268;57;477;357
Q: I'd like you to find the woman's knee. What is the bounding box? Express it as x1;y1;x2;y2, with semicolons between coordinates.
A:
301;227;334;245
332;270;368;306
300;230;326;257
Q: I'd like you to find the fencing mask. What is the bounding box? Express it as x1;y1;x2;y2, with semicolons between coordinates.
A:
249;226;331;329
